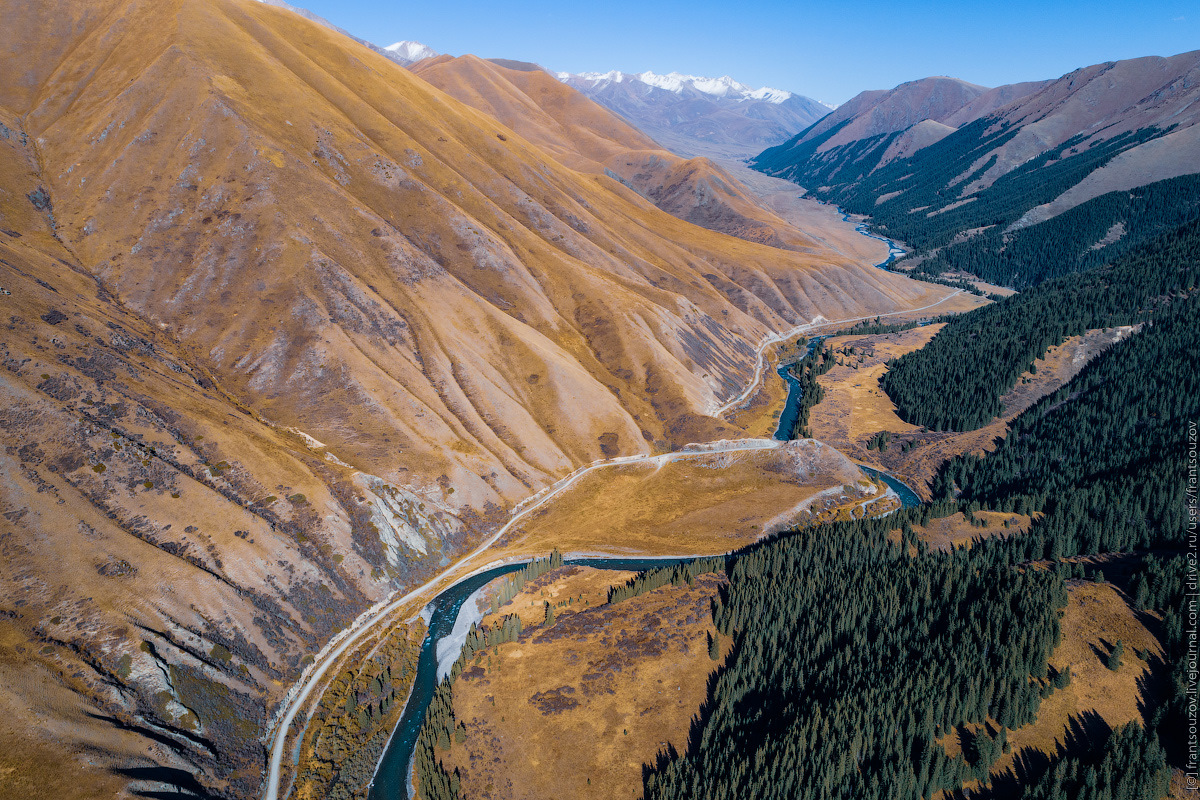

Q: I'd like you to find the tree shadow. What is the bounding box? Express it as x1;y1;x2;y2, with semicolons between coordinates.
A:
641;628;743;788
113;766;212;799
1089;636;1115;663
959;710;1111;799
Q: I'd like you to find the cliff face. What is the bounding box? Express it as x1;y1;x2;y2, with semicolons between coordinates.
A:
0;0;945;796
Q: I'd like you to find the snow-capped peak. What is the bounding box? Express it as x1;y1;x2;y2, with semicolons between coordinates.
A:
565;70;632;84
639;72;751;97
384;41;437;63
559;69;793;104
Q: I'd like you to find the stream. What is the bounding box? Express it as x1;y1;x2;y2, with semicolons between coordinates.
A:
771;336;823;441
840;208;907;270
368;477;921;800
770;208;909;441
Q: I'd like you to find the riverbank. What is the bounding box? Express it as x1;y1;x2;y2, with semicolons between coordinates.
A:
264;192;964;800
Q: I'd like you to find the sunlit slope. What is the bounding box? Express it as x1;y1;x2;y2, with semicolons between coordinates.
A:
411;54;666;174
3;0;941;509
412;53;833;251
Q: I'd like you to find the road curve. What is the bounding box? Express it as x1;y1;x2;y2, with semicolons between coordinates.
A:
262;291;962;800
711;289;962;418
263;438;793;800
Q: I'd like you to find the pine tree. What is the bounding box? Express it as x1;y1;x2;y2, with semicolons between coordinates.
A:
1104;639;1124;672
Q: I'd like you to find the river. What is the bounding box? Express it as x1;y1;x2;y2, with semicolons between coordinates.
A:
770;336;822;442
366;207;925;800
367;556;696;800
840;208;907;270
368;480;921;800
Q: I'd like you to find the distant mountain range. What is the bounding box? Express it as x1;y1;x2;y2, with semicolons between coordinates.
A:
278;19;831;162
753;51;1200;288
557;69;832;159
384;39;438;65
410;54;832;251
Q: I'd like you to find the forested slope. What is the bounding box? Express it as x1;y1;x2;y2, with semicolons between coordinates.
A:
752;52;1200;289
636;299;1193;799
636;248;1196;800
880;218;1200;430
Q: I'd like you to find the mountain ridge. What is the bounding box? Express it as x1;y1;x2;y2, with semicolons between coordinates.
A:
558;67;831;159
411;53;835;252
0;2;947;797
752;49;1200;287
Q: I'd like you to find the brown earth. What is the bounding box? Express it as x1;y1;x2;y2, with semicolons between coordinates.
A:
808;325;1134;498
719;291;987;438
476;566;639;632
899;510;1033;551
443;567;726;800
412;54;835;253
715;164;896;266
785;76;993;155
766;52;1200;227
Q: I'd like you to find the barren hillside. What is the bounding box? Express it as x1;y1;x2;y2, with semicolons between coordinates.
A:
411;54;832;252
0;0;948;796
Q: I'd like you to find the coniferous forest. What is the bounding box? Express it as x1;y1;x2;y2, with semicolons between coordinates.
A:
414;217;1196;799
635;220;1197;797
642;513;1069;800
880;218;1200;430
413;126;1198;800
639;291;1194;798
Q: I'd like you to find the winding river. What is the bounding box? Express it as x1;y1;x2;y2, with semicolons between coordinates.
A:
370;468;921;799
366;207;925;800
368;556;697;800
840;209;907;270
368;451;921;799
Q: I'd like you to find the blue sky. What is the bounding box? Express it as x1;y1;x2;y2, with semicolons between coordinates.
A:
295;0;1198;105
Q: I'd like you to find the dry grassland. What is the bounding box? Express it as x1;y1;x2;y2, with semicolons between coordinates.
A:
938;580;1162;797
484;440;868;561
901;511;1034;551
444;566;725;800
722;292;986;439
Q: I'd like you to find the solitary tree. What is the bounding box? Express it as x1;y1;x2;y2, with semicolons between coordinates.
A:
1105;639;1124;671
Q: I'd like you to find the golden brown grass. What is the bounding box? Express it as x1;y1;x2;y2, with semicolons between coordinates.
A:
939;581;1162;795
902;511;1033;551
414;56;829;252
484;440;867;561
443;567;726;800
0;619;146;800
0;0;989;792
722;336;822;438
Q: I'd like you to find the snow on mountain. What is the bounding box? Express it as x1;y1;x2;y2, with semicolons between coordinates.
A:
560;69;793;104
385;40;438;64
556;67;830;158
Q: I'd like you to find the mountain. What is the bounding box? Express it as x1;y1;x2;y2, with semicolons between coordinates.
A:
411;54;833;251
253;0;437;68
0;0;946;796
384;40;437;66
753;51;1200;288
776;76;1048;162
557;69;832;159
